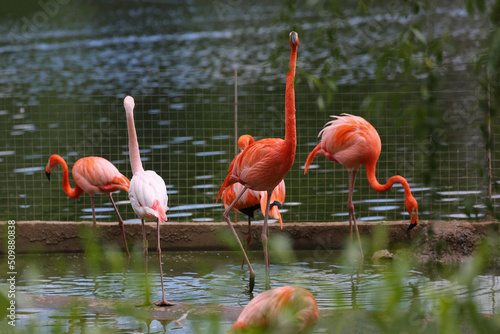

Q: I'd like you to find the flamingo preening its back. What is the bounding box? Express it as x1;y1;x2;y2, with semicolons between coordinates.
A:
221;135;285;267
124;95;173;306
228;286;319;334
236;134;255;151
45;154;130;257
216;31;299;291
304;114;419;258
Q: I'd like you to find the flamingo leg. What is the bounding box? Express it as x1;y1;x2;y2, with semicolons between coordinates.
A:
347;170;353;244
141;219;150;305
84;195;97;258
108;193;130;257
223;185;256;292
155;218;174;306
347;169;363;258
262;190;273;290
241;216;252;269
266;218;271;262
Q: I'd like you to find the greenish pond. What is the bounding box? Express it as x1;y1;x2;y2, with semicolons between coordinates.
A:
1;250;499;333
2;2;500;331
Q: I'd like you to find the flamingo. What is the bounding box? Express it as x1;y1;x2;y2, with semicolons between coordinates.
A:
45;154;130;257
221;135;286;267
216;31;298;291
303;114;419;258
228;286;319;333
124;95;173;306
236;134;255;151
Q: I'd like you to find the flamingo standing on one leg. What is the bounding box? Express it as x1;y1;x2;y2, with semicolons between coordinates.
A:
221;135;286;267
227;286;319;334
45;155;130;257
303;114;419;258
124;95;173;306
216;31;299;291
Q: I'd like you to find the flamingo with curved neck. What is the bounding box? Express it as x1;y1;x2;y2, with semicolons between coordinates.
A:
304;113;419;258
45;154;130;257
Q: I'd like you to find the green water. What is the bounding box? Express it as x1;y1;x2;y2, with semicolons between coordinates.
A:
2;1;500;333
0;250;499;333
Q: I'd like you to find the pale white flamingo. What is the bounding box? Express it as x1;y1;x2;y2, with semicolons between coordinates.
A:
124;95;173;306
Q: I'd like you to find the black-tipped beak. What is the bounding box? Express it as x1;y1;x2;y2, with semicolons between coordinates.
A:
407;223;416;231
46;171;51;181
290;31;297;46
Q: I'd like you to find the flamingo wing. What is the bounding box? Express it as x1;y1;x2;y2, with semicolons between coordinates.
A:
129;170;168;222
271;180;286;205
216;139;282;202
233;138;291;191
73;157;129;195
264;180;285;228
318;114;381;170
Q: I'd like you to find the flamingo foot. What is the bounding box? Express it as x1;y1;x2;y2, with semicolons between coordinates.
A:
155;298;175;307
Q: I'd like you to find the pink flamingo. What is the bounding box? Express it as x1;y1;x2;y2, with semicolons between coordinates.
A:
221;135;285;267
217;31;298;291
228;286;319;333
45;154;130;257
304;114;419;258
124;95;173;306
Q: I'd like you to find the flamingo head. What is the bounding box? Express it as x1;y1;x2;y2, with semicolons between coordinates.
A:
45;154;62;181
289;31;298;48
237;135;255;151
405;195;419;231
124;95;135;112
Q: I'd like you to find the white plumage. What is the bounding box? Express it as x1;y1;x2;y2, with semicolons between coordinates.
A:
124;95;173;306
129;170;168;222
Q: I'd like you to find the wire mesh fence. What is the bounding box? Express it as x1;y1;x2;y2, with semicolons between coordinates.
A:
0;64;496;224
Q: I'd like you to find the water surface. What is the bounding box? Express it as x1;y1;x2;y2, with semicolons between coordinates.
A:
1;251;500;333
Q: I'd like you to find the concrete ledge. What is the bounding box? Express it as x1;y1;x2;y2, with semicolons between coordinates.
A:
0;220;496;255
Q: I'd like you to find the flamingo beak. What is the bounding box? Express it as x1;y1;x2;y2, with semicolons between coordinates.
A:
45;171;51;181
407;210;418;231
290;31;298;46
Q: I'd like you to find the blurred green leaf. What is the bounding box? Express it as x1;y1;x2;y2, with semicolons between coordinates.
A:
269;233;296;264
490;0;500;26
411;26;427;44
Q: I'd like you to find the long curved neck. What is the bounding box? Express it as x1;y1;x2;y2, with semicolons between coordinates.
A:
365;162;413;198
54;156;83;199
125;106;144;175
284;43;297;148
